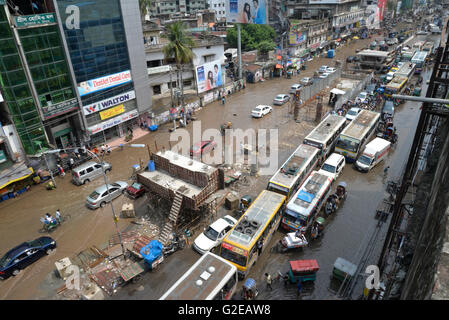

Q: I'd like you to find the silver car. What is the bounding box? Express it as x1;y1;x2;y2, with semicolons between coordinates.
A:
86;181;129;209
273;94;290;105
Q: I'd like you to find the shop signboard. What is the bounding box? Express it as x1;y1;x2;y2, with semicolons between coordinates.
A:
88;110;138;135
99;104;125;120
289;30;307;46
15;13;56;27
77;70;132;97
225;0;268;24
83;91;135;116
42;98;78;120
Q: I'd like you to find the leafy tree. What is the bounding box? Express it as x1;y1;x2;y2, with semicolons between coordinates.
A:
226;24;276;52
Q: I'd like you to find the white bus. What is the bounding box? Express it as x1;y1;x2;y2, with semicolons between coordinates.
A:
411;51;428;74
267;144;320;199
335;109;381;163
160;252;238;300
281;171;333;232
303;114;347;161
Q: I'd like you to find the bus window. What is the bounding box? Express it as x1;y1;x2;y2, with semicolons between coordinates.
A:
220;246;247;267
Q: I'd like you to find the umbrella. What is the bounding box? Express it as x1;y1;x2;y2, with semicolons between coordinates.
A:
338;181;347;188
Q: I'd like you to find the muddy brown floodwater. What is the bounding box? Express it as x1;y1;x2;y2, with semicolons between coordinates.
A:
0;29;436;300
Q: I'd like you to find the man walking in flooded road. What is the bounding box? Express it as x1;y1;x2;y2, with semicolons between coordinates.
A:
265;273;272;291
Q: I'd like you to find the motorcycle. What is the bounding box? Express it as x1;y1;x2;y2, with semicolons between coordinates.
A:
162;232;186;257
324;194;339;216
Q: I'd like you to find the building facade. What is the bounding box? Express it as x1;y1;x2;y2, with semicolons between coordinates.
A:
150;0;208;16
208;0;226;20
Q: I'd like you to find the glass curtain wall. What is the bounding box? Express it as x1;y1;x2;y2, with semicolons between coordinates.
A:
0;8;46;155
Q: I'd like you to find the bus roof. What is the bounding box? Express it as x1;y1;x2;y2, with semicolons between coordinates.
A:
394;63;415;77
268;144;319;189
304;114;346;145
225;190;286;248
356;49;390;57
159;252;236;300
340;109;380;140
286;171;333;217
386;75;408;89
411;51;428;61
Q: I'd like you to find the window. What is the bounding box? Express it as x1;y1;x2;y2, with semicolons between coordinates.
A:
203;54;215;62
153;85;161;95
86;167;94;173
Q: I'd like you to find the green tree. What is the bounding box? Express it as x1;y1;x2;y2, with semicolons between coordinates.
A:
226;24;276;52
162;22;195;124
139;0;151;21
256;40;275;59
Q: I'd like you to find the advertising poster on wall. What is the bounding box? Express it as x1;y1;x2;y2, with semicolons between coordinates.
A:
195;60;224;94
226;0;268;24
77;70;132;97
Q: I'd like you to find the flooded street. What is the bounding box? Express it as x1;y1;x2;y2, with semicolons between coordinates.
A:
0;30;437;300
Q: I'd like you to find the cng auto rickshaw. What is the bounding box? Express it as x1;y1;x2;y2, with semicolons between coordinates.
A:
287;259;320;284
311;217;326;240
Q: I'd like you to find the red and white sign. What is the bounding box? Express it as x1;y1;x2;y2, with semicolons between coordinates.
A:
87;110;138;135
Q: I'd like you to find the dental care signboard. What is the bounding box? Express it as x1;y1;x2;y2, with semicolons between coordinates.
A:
77;70;132;97
82;91;136;116
87;110;138;135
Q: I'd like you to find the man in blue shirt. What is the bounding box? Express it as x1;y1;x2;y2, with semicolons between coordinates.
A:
252;0;266;24
213;64;223;86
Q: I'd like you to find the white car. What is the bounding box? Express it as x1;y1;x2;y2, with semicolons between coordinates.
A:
319;65;328;73
386;72;395;81
318;153;346;179
273;94;290;105
357;91;369;103
289;83;302;94
251;105;272;118
300;77;313;86
326;67;337;73
345;107;361;121
193;215;237;254
319;72;330;79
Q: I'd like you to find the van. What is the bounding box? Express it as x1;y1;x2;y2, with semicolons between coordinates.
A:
354;138;391;172
318;153;346;179
289;83;302;94
72;161;112;185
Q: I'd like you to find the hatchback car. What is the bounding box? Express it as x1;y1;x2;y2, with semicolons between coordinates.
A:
273;94;290;105
126;182;146;199
289;83;302;94
251;105;272;118
190;140;217;157
318;153;346;179
345;107;361;122
86;181;128;209
326;67;337;73
0;237;56;279
193;215;237;254
357;91;369;103
300;77;313;86
319;72;330;79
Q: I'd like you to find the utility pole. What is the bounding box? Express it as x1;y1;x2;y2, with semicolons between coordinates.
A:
39;144;56;188
237;23;242;80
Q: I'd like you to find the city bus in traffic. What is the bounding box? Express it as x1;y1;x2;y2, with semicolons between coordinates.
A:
411;51;429;74
281;171;334;232
159;252;238;300
423;41;435;53
267;144;320;200
219;190;286;279
384;75;408;98
335;110;381;162
303;114;347;161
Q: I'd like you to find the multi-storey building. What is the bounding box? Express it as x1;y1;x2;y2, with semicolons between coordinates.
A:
288;19;329;58
150;0;208;16
208;0;226;21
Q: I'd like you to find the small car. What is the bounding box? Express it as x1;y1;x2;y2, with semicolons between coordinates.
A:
193;215;238;254
289;83;302;94
326;67;337;73
319;72;330;79
86;181;129;209
318;65;328;73
0;237;56;279
300;77;313;86
357;91;369;103
318;153;346;179
190;140;217;157
126;182;146;199
273;94;290;105
365;84;376;96
345;107;361;122
251;105;272;118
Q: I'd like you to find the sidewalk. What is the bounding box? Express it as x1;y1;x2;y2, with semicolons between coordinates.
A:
107;127;151;150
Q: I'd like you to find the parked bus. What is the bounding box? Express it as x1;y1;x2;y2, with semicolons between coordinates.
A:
303;114;347;161
267;144;320;199
219;190;286;279
282;171;333;232
394;63;416;78
400;49;416;62
384;75;408;98
335;109;381;162
411;51;428;74
160;252;238;300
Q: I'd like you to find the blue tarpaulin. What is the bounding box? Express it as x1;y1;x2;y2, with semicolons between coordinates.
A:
141;240;163;265
297;190;315;203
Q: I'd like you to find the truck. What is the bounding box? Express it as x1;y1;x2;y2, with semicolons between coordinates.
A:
354;138;391;172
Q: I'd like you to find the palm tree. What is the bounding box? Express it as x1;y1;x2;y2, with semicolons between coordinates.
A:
139;0;151;22
162;21;195;125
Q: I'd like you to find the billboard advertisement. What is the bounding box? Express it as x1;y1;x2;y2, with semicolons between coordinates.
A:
77;70;132;97
195;60;224;94
226;0;268;24
82;91;135;116
289;30;307;46
377;0;386;21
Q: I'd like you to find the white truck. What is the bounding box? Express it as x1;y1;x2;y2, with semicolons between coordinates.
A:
354;138;391;172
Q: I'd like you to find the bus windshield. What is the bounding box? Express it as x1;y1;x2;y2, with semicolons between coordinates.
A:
336;137;359;153
220;247;247;267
